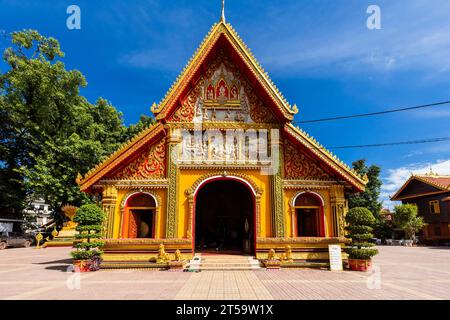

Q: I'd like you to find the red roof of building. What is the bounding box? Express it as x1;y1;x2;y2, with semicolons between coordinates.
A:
416;176;450;190
391;174;450;200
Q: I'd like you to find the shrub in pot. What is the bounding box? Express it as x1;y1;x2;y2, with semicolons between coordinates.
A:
70;204;105;272
344;207;378;272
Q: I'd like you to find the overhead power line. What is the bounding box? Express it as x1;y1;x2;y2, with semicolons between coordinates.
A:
317;136;450;150
295;100;450;124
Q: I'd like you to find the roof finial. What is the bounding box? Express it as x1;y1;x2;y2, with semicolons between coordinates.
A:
221;0;226;23
427;167;437;176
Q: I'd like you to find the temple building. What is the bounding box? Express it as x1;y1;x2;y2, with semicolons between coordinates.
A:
77;16;367;266
391;171;450;243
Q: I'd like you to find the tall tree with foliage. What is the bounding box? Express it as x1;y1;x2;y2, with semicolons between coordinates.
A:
348;159;383;219
0;30;152;221
393;204;424;241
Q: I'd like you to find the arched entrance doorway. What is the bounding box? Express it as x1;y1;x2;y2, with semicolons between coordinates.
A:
121;193;157;239
194;179;255;254
293;192;325;237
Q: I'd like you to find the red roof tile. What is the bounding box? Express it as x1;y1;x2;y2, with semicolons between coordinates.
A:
416;176;450;190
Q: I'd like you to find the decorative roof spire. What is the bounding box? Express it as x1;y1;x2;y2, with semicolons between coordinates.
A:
221;0;226;23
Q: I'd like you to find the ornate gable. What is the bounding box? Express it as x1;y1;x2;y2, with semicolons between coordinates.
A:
283;124;367;191
284;139;331;180
168;48;277;124
111;138;166;180
153;22;297;122
76;123;166;191
77;20;367;193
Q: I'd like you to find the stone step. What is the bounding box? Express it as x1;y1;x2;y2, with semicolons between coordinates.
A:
199;266;261;271
188;254;262;271
100;261;168;270
200;258;254;263
200;262;259;267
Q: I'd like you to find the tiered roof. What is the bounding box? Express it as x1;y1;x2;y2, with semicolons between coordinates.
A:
77;19;367;192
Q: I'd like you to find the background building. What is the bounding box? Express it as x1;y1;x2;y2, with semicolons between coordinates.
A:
391;171;450;243
23;199;53;227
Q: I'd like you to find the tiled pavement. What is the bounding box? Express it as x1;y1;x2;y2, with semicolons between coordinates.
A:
0;246;449;300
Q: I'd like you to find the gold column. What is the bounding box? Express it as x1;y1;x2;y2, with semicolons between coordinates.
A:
102;185;117;239
166;128;181;238
255;195;262;237
270;136;285;238
186;194;195;239
330;185;346;237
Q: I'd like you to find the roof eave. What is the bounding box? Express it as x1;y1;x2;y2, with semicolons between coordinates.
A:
77;123;165;191
284;124;367;192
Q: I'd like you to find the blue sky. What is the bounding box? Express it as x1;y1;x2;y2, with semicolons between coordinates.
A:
1;0;450;207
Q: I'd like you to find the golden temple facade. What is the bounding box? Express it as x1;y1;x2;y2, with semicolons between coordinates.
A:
77;20;366;265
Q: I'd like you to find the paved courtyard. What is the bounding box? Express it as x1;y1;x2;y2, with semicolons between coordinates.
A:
0;246;449;300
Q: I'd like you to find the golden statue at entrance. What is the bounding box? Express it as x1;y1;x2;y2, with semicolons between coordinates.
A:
281;245;293;263
267;248;277;260
174;249;182;262
157;244;170;263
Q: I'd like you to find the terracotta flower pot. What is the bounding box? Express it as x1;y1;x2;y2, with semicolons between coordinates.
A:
73;260;90;273
348;259;372;272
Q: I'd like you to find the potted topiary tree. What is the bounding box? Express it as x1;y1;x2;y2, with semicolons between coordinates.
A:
71;204;106;272
345;207;378;272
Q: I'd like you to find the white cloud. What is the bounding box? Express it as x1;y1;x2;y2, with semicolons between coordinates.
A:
249;0;450;79
115;0;450;81
381;159;450;208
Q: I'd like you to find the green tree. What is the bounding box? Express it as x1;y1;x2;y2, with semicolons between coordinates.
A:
123;115;156;141
348;159;382;219
71;204;105;270
393;204;424;241
0;30;129;220
345;207;378;260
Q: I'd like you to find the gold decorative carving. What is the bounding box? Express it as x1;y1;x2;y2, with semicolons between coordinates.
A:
168;49;276;124
171;86;200;122
102;190;116;239
166;143;179;238
284;124;366;191
78;123;165;191
185;171;262;196
256;237;349;244
115;139;166;180
330;185;346;237
284;139;331;180
153;22;296;121
99;179;169;189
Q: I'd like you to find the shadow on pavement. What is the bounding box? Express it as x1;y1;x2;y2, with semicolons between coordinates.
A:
44;265;71;272
34;258;73;264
